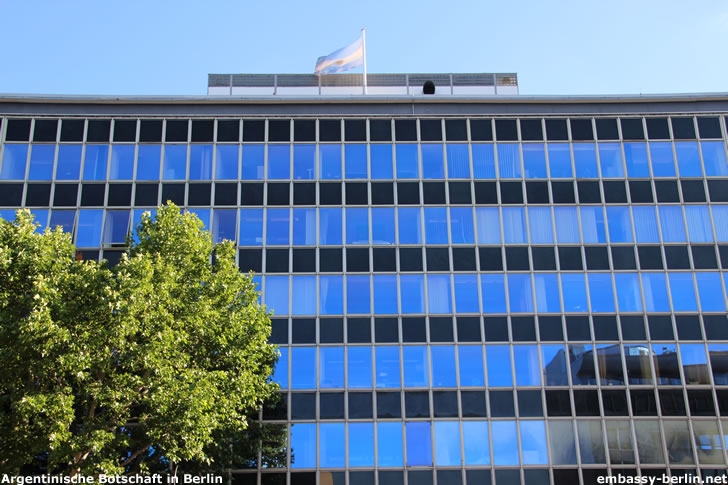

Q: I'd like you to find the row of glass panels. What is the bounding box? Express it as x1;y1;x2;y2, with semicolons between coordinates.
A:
1;141;727;181
273;343;727;389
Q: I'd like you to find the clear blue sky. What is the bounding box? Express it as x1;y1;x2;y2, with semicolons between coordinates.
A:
1;0;726;96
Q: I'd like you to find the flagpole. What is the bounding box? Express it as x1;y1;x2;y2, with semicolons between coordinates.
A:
361;28;368;95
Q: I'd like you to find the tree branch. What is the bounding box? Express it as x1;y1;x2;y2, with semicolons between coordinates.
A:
120;443;151;468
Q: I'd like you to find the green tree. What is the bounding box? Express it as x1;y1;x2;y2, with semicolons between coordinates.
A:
0;204;279;475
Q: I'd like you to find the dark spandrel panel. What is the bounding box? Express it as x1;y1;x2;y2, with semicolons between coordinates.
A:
665;246;690;269
585;246;610;270
545;118;568;141
402;317;426;343
25;184;51;206
394;119;416;141
531;246;556;270
489;390;514;417
190;120;214;142
654;180;680;202
376;392;401;418
426;247;449;271
213;119;239;142
452;247;476;271
134;184;158;206
437;471;461;485
266;182;290;206
422;181;446;204
691;245;718;269
86;119;111;142
293;119;315;142
708;180;728;202
602;389;628;416
495;119;517;141
372;247;396;271
620;315;646;340
704;315;728;340
396;182;419;204
461;390;487;417
593;315;619;341
268;119;290;142
595;118;619;140
33;119;58;142
346;247;370;272
470;119;493;141
672;117;696;139
399;247;423;271
688;389;715;416
349;472;374;485
319;392;345;419
76;250;99;262
602;180;627;203
53;184;78;207
526;181;549;203
538;316;563;341
558;247;583;270
523;470;549;485
631;389;658;416
112;120;136;142
292;318;315;344
161;183;185;206
444;119;467;141
232;474;258;485
187;183;211;206
139;120;162;142
479;247;503;271
320;318;343;343
290;473;316;485
659;389;686;416
215;182;238;206
573;390;599;416
570;118;594;141
379;471;404;485
405;391;430;417
566;315;591;341
375;317;398;343
344;119;366;142
721;245;728;268
290;392;316;420
164;120;188;142
474;181;498;204
611;246;636;270
103;250;124;267
369;119;392;142
319;182;342;205
319;248;342;272
495;470;520;485
107;184;132;206
681;180;706;202
546;390;572;416
505;246;529;270
519;119;543;141
268;319;287;345
348;392;373;419
345;182;368;205
517;390;543;417
620;118;645;140
448;181;472;204
80;184;105;206
698;116;722;138
577;181;601;203
457;317;481;342
408;471;433;485
293;183;316;205
466;471;492;485
675;314;702;340
239;249;263;273
484;316;508;341
636;246;662;270
347;318;371;343
511;316;536;342
371;182;394;204
318;119;341;142
499;181;523;204
241;183;264;205
60;119;84;142
266;248;289;273
429;317;454;342
648;315;674;340
645;117;670;140
6;119;31;141
551;181;575;204
419;119;442;141
628;180;653;203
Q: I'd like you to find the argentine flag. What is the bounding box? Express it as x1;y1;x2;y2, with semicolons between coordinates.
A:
314;37;363;75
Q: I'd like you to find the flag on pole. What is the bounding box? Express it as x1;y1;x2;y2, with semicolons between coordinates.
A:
314;37;364;75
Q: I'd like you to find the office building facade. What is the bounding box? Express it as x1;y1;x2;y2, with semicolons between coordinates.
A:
2;75;728;484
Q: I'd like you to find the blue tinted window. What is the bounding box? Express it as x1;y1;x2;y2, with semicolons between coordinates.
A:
266;208;289;245
459;346;484;386
508;274;533;313
561;274;588;312
1;144;29;180
189;145;213;180
649;142;676;176
372;208;395;245
588;273;615;312
110;145;134;180
241;144;264;180
375;346;401;388
345;144;367;179
319;275;343;315
346;208;369;244
400;274;425;314
0;209;16;222
378;423;403;466
481;275;507;314
487;346;512;386
398;207;422;244
370;145;393;179
476;207;501;244
290;346;315;389
472;144;496;178
548;144;573;178
716;206;728;242
450;207;474;244
215;145;239;179
573;143;598;178
658;206;686;242
320;423;345;468
290;423;315;468
522;144;546;178
292;276;316;315
348;347;372;388
320;144;341;179
83;145;108;180
702;141;728;176
514;345;541;386
607;206;632;243
28;145;54;180
580;206;606;243
424;207;448;244
492;421;519;465
102;210;129;243
446;144;470;178
292;208;315;245
186;208;209;229
373;275;398;314
239;208;263;245
293;144;315;180
319;208;342;245
272;347;288;388
406;422;432;466
162;145;186;180
680;344;708;385
641;273;670;312
267;145;290;179
624;142;649;177
349;423;374;467
497;144;521;178
136;145;161;180
541;345;569;386
431;346;457;387
528;207;554;244
212;209;236;243
421;144;444;179
29;209;48;232
685;206;713;242
520;421;548;465
554;207;579;243
346;275;371;314
502;207;526;243
320;347;345;388
710;344;728;385
76;210;103;247
427;275;452;314
454;274;479;313
264;275;289;316
615;273;642;312
696;273;725;312
633;206;659;243
598;143;624;177
49;210;76;234
403;346;428;387
56;145;82;179
463;422;490;465
435;422;461;466
675;141;702;177
534;274;561;313
396;144;418;179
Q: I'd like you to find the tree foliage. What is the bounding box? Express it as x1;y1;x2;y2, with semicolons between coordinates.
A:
0;204;279;475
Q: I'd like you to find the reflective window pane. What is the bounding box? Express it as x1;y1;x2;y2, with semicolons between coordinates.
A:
624;142;649;177
427;274;452;314
400;275;425;314
376;346;401;388
446;144;470;178
649;141;676;177
606;420;635;465
348;347;372;388
406;422;432;466
658;206;686;242
212;209;236;243
580;206;606;243
588;274;615;312
28;145;54;180
372;208;395;245
463;421;490;465
239;208;263;245
1;144;29;180
290;347;315;389
83;145;109;180
377;422;403;466
75;209;103;247
434;421;461;466
136;145;161;180
102;210;129;243
487;346;512;386
598;142;624;177
320;145;341;179
481;275;507;314
431;346;456;387
491;421;519;465
550;421;578;465
577;421;605;464
215;144;239;179
508;274;533;313
373;275;398;314
320;347;344;389
497;144;521;178
264;275;289;316
450;207;474;244
349;423;374;467
242;144;265;180
520;421;548;465
370;145;393;179
421;144;444;179
346;208;369;245
396;144;418;179
293;144;315;180
528;207;553;244
680;344;709;385
454;274;479;313
573;143;599;178
272;347;288;388
502;207;526;243
663;421;694;465
320;423;345;468
266;208;289;245
523;144;546;178
685;205;713;242
292;276;316;315
319;208;342;245
472;144;496;178
696;272;725;312
319;275;343;315
548;143;572;178
346;275;371;314
541;345;569;386
675;141;702;177
189;145;213;180
514;345;541;386
403;346;428;388
476;207;501;244
458;346;484;387
344;144;367;179
692;420;724;465
614;273;642;312
641;273;670;312
702;140;728;176
398;207;422;244
162;145;186;180
290;423;316;469
267;145;290;179
110;145;134;180
55;145;82;180
668;273;697;312
561;274;588;312
292;208;315;245
424;207;448;244
606;206;632;243
632;206;659;242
